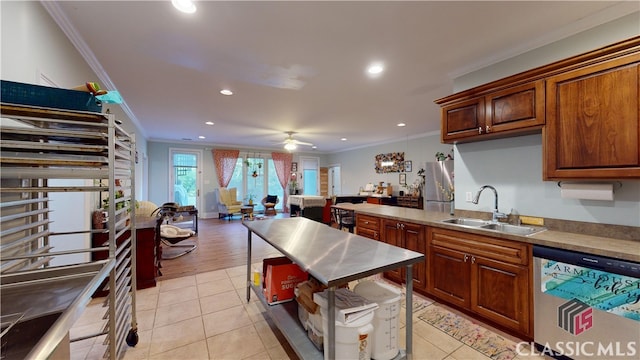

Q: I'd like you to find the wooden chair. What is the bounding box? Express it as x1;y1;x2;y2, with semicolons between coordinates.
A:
262;195;279;216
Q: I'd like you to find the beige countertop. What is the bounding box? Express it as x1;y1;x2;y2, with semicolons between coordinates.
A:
332;203;640;263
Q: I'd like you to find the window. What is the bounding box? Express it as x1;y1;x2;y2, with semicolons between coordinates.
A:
227;154;284;213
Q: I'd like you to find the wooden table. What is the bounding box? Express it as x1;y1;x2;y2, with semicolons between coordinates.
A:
241;204;254;220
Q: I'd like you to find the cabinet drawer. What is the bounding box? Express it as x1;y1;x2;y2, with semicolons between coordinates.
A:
430;228;529;265
356;214;380;231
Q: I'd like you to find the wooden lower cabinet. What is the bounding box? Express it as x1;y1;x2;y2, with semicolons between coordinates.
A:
356;214;381;241
382;219;428;293
92;221;161;294
427;227;532;339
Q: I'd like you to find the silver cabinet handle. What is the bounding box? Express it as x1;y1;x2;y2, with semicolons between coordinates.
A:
486;125;491;133
478;127;483;134
471;256;476;264
464;254;469;262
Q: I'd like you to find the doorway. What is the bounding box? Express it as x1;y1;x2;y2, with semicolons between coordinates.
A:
329;165;342;197
169;149;202;210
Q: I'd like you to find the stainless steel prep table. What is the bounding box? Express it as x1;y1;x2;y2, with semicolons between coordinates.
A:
244;217;424;360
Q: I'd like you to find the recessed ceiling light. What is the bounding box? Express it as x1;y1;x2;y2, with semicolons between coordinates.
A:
341;138;348;141
205;121;214;125
397;123;406;127
198;136;205;139
172;0;196;14
220;89;233;96
312;145;317;149
366;62;385;77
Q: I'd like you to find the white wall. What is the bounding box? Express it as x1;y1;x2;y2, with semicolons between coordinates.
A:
326;132;452;195
1;2;149;265
451;12;640;227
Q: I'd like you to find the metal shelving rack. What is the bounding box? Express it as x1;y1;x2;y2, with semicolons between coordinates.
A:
0;103;138;359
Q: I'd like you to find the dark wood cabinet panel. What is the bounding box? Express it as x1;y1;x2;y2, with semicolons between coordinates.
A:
486;80;544;131
396;196;423;209
427;227;532;339
381;219;428;292
472;256;530;335
92;223;160;294
439;81;544;143
381;220;404;283
441;97;485;142
356;214;380;241
544;54;640;179
429;245;470;309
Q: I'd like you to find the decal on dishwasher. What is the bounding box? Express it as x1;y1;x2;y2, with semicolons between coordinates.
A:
540;259;640;321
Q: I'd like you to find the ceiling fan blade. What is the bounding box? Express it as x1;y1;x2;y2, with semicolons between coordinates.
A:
293;139;313;146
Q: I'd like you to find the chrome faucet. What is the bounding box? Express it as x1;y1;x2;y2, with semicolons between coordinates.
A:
472;185;507;222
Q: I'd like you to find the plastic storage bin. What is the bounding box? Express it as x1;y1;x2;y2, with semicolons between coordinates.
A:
314;288;377;360
1;80;102;113
353;280;402;360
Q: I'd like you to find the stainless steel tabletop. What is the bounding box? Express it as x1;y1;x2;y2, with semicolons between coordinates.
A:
243;217;424;287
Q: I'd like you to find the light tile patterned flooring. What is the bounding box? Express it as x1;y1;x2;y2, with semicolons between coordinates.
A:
70;265;545;360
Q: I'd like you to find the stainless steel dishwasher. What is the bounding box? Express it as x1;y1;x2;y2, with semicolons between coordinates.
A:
533;245;639;359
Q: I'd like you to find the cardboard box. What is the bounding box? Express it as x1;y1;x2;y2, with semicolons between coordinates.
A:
263;257;308;305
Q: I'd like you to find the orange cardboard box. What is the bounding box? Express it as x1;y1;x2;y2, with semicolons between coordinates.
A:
263;257;308;305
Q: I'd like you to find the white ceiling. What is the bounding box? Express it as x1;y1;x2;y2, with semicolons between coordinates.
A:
48;1;636;153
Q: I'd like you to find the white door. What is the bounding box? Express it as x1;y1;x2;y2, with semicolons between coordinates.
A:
329;165;342;196
169;149;202;210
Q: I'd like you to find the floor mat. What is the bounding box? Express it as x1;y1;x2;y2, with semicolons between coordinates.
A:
417;304;518;360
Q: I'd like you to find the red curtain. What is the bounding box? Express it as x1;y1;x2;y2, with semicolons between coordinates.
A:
271;152;293;213
213;149;239;187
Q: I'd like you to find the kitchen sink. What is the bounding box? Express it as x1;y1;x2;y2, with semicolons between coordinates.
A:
441;218;491;227
480;223;546;236
441;218;546;236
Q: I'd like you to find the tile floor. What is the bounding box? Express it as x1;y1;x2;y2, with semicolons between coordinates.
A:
70;265;545;360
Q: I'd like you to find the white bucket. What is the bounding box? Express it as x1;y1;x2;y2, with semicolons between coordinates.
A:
353;281;402;360
319;306;374;360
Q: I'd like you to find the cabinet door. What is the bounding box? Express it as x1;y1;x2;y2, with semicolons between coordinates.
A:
441;97;485;143
381;220;404;283
357;227;380;241
403;222;427;292
471;256;531;337
544;54;640;179
486;80;545;133
429;245;471;309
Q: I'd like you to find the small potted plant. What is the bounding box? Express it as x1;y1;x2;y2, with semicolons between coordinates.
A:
246;194;255;205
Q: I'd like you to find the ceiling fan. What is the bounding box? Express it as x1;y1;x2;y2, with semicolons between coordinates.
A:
280;131;313;151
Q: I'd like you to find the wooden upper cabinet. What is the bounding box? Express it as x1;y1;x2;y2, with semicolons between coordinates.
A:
544;53;640;179
486;80;545;132
441;97;485;142
440;80;544;143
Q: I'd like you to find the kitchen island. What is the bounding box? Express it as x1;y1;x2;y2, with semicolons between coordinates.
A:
243;217;425;360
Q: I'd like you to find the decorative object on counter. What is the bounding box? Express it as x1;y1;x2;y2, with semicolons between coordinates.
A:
404;160;412;172
375;152;404;173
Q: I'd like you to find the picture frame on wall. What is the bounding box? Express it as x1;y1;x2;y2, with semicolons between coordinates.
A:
291;162;298;172
404;161;412;172
399;173;406;185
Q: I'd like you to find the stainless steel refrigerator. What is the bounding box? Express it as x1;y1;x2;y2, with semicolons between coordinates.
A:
424;160;454;213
